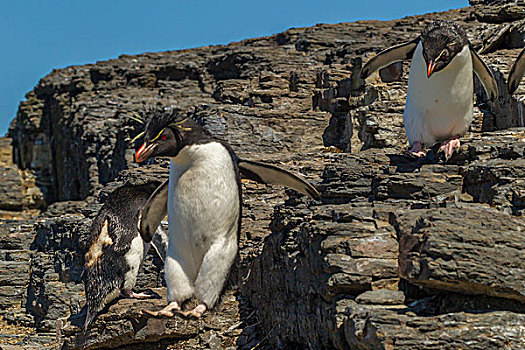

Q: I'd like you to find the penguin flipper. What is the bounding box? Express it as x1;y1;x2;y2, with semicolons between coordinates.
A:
360;37;419;79
508;48;525;95
238;159;320;200
139;179;169;243
469;44;499;101
83;308;97;332
151;225;169;262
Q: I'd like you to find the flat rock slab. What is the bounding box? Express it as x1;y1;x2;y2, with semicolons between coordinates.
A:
344;302;525;350
394;207;525;302
0;165;24;211
58;288;241;350
0;221;35;251
355;289;405;305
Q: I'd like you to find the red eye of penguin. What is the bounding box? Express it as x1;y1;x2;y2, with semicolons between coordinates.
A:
161;135;167;140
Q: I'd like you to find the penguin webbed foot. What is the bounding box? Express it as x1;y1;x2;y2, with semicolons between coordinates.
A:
176;303;207;319
142;301;181;318
121;289;160;299
438;136;461;161
405;142;426;158
128;291;157;299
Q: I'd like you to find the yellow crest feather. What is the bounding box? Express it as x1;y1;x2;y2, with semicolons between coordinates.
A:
131;131;145;143
128;112;145;124
169;118;192;131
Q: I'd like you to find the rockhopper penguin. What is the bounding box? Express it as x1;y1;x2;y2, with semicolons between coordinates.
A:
132;107;320;318
83;182;169;330
508;48;525;95
360;20;499;159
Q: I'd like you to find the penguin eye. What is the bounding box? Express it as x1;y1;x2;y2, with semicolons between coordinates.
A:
161;135;167;140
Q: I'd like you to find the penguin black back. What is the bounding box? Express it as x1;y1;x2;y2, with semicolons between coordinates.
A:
83;182;161;331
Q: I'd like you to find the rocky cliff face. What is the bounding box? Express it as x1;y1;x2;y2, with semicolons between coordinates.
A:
0;1;524;349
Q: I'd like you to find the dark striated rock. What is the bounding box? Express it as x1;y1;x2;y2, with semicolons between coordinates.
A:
0;221;35;322
471;0;525;23
245;201;399;349
0;1;524;349
0;137;45;215
393;207;525;302
0;165;24;211
460;129;525;215
57;289;243;350
245;128;525;349
355;289;405;305
343;303;525;350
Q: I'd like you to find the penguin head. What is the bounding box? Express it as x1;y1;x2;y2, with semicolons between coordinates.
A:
133;107;191;162
420;20;468;78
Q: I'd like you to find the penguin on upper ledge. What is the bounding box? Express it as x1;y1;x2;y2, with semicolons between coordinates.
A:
132;107;320;319
83;181;168;331
508;48;524;95
360;20;499;160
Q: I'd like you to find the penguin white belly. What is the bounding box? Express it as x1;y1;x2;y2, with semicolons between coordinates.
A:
122;233;149;291
404;43;474;146
166;142;240;305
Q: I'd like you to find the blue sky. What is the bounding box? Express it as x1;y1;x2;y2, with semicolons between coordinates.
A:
0;0;468;135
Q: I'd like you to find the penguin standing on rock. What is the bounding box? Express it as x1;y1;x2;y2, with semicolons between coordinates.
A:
508;48;525;95
132;107;320;319
360;20;499;159
83;182;168;331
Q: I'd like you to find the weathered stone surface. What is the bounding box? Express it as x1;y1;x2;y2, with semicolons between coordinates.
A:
57;289;245;350
471;0;525;23
394;207;525;302
0;137;44;216
0;165;24;211
0;221;34;320
355;289;405;305
0;221;35;251
245;128;525;348
0;1;524;349
460;129;525;215
245;201;400;349
343;302;525;350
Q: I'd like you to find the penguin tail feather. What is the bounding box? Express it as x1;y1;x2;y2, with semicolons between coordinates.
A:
83;308;97;332
237;159;321;201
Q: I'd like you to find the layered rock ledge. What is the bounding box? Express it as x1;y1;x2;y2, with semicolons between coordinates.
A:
0;1;524;349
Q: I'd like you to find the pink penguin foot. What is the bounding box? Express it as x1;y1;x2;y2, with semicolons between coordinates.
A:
177;303;207;319
439;136;461;160
405;142;426;158
142;301;181;318
122;290;156;299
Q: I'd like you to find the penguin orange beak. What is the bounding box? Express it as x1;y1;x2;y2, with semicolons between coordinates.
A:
135;143;157;163
427;60;437;78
